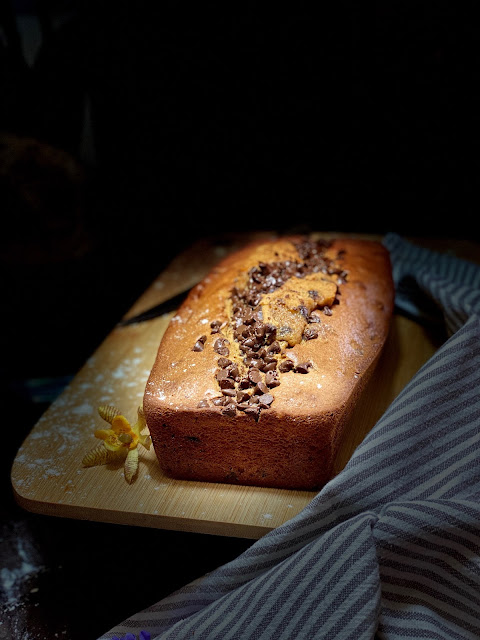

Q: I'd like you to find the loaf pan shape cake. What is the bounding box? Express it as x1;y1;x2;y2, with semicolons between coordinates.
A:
144;235;394;490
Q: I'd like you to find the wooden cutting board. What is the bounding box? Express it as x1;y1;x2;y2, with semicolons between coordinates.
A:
10;233;445;540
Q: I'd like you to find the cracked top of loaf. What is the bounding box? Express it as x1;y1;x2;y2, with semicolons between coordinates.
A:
144;235;394;422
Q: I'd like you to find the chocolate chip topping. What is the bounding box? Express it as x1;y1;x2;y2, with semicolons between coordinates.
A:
303;326;319;341
216;369;230;382
192;335;207;351
267;340;281;354
258;393;274;407
199;238;347;417
236;389;250;403
221;403;237;417
210;320;222;334
263;361;277;372
216;370;235;389
265;370;280;387
278;359;295;373
227;363;240;379
254;381;269;395
213;337;230;356
244;405;260;418
221;388;237;397
248;368;263;384
295;362;312;374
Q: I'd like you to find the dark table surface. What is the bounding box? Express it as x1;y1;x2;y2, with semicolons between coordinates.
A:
2;475;252;640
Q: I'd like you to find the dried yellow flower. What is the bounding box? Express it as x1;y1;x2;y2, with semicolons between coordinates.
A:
82;406;151;483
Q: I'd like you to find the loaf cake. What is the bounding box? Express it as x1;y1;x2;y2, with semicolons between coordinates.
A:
144;235;394;490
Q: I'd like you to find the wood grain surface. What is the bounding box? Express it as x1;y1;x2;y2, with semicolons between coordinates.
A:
10;233;447;539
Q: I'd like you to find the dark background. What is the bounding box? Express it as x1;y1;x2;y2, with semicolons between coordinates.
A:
1;2;479;638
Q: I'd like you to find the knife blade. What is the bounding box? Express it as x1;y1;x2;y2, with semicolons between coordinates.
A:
117;286;194;327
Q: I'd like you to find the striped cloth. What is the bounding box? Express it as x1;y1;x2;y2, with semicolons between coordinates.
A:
99;233;480;640
385;233;480;335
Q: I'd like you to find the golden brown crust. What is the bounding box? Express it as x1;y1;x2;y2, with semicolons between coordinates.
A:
144;235;394;489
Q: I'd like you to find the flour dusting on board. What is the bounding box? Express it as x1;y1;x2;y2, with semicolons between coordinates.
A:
0;522;45;607
13;349;155;491
71;403;93;416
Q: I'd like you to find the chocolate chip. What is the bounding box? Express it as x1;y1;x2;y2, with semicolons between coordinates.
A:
295;362;311;374
258;393;274;408
264;361;277;372
214;337;230;356
216;369;229;381
216;370;235;388
254;324;266;339
244;406;260;418
248;368;262;384
267;341;281;354
226;363;240;379
219;378;235;390
197;399;209;408
264;324;277;343
303;326;318;341
192;336;207;352
236;389;250;403
221;403;237;417
278;359;294;372
221;388;237;397
248;357;264;370
239;343;252;354
217;357;233;368
265;370;280;387
254;381;269;395
261;361;273;373
212;396;228;406
242;337;256;349
234;324;249;339
210;320;222;333
243;309;256;325
323;307;333;316
298;305;309;318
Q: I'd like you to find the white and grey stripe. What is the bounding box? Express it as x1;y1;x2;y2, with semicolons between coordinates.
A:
384;233;480;334
99;235;480;640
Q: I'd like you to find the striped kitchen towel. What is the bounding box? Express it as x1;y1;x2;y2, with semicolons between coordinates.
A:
384;233;480;335
99;234;480;640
